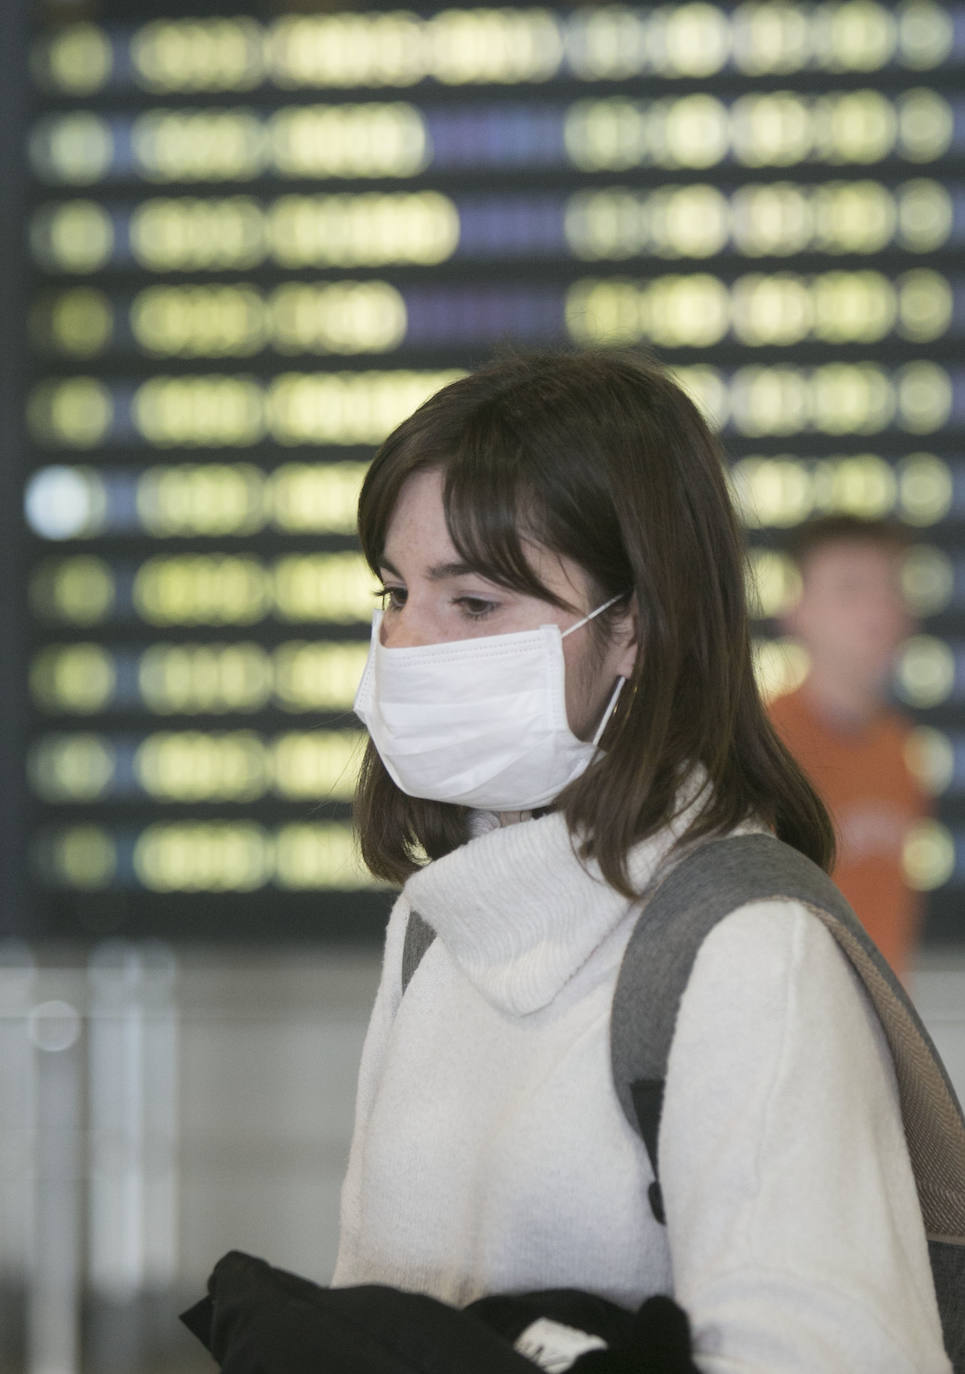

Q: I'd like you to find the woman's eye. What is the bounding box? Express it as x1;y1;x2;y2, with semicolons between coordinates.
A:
455;597;496;620
377;585;406;611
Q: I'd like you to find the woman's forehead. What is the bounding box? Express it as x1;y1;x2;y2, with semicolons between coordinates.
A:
383;469;587;602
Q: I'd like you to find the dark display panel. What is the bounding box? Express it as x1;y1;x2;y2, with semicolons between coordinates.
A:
18;2;965;940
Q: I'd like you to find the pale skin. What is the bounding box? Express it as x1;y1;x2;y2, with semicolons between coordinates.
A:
377;468;638;823
784;540;911;727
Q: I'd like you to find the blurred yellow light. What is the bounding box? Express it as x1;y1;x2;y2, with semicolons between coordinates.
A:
272;731;365;800
267;370;463;446
660;185;731;257
30;644;116;715
133;822;271;892
270;282;407;354
731;92;812;166
812;180;896;254
896;362;952;434
565;98;648;171
131;18;265;93
730;364;899;437
730;457;814;528
138;463;267;537
270;104;428;178
34;23;112;95
811;270;896;344
139;643;272;714
133;376;265;447
566;277;638;345
896;634;956;708
671;366;730;430
731;3;811;75
428;8;563;84
901;545;953;617
902;818;955;891
650;276;730;347
268;193;458;267
273;642;369;712
662;94;730;167
275;822;373;890
131;197;265;271
898;0;953;69
131;285;267;358
897;179;952;251
731;273;812;346
817;90;897;163
47;825;117;889
133;109;266;182
566;274;730;348
810;364;894;435
733;453;917;529
897;453;952;526
30;556;116;625
567;8;648;80
273;553;375;623
28;734;116;802
30;201;114;274
268;13;426;88
32;288;113;358
904;726;954;797
731;182;813;256
821;2;896;72
30;113;114;185
567;183;731;262
133;556;270;626
270;462;367;534
752;638;809;701
27;378;113;449
824;454;896;517
135;732;269;802
897;88;953;161
660;3;731;76
731;367;809;436
896;269;952;342
746;549;801;619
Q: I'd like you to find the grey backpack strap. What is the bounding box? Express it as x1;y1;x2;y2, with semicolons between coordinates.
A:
612;833;965;1243
613;832;965;1373
401;910;436;994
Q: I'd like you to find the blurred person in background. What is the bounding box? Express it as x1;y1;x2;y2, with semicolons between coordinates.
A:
769;515;929;982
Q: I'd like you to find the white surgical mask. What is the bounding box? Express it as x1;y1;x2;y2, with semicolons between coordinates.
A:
353;596;626;812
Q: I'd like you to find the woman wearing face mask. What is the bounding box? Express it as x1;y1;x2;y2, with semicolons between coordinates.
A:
334;351;953;1373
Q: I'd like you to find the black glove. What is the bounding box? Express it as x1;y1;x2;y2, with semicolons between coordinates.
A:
570;1295;699;1372
181;1250;537;1374
182;1250;698;1374
470;1288;697;1373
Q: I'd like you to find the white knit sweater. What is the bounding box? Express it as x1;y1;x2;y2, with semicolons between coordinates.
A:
334;809;950;1373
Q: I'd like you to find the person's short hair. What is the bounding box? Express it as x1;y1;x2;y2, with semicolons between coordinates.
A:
785;514;909;573
354;348;833;891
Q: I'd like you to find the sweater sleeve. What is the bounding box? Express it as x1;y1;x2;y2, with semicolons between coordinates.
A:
332;891;410;1286
658;899;951;1374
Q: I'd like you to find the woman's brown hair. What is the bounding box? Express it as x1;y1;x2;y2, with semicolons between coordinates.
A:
354;348;834;891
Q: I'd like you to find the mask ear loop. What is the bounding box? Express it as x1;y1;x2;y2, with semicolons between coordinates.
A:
561;591;627;639
591;676;626;748
561;591;633;749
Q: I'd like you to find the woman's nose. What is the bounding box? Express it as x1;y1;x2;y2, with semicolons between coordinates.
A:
380;607;434;649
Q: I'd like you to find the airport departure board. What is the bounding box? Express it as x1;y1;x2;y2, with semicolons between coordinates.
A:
17;1;965;941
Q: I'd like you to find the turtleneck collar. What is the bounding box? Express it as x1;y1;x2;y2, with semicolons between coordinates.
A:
403;783;757;1017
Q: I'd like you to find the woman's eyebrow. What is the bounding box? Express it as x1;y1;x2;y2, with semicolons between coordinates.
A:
379;556;484;581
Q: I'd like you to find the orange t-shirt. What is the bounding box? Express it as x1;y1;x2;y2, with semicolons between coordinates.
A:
769;684;928;980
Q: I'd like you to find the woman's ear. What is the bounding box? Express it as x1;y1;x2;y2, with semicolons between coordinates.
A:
615;594;640;679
